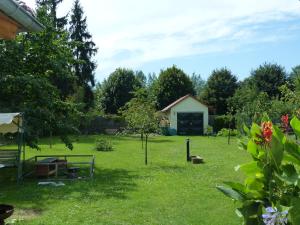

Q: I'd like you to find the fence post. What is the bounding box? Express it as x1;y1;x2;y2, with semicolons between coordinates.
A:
186;139;190;161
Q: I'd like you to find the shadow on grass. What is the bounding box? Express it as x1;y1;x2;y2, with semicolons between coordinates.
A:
0;167;140;210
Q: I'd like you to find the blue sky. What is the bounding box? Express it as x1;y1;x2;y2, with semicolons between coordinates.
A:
26;0;300;81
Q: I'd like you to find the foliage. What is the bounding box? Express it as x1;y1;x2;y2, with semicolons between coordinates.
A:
212;115;234;133
205;125;213;136
217;128;238;137
100;68;142;114
155;65;195;109
95;137;113;151
200;68;238;115
120;89;159;135
0;3;85;149
69;0;97;110
217;115;300;225
190;73;206;97
36;0;68;29
250;63;287;98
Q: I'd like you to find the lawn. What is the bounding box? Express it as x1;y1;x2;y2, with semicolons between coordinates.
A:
0;135;250;225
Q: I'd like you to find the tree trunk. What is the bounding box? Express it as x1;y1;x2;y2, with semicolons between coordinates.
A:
145;134;148;165
50;131;53;149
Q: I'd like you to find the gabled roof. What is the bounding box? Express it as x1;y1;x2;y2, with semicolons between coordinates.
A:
161;95;207;113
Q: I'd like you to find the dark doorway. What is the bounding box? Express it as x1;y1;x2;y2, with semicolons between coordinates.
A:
177;112;204;135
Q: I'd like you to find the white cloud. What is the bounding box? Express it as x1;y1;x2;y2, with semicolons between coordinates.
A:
24;0;300;80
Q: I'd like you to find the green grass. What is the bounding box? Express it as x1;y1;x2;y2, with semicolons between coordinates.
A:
0;135;250;225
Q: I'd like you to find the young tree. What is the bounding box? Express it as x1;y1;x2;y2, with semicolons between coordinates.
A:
69;0;97;110
100;68;142;114
121;90;159;165
155;65;195;109
200;68;238;115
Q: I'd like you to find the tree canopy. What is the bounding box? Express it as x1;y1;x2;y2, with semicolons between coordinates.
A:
155;66;195;109
69;0;97;110
200;68;238;115
100;68;142;114
250;63;287;98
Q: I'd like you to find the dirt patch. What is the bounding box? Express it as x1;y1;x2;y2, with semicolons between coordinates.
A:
10;208;42;221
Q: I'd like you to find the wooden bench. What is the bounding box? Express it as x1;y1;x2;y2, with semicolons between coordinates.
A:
0;150;19;168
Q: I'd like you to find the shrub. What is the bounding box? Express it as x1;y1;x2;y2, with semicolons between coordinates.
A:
217;128;238;137
95;138;113;151
205;125;213;136
217;114;300;224
212;115;235;132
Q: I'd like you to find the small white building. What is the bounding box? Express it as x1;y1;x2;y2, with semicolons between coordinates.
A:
161;95;209;135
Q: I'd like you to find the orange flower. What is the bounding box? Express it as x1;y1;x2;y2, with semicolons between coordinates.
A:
261;121;273;143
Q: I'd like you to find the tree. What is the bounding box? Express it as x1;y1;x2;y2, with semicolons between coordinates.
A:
69;0;97;110
250;63;287;97
200;68;238;115
190;73;206;97
0;4;80;149
290;65;300;92
121;89;159;165
100;68;142;114
155;66;195;109
36;0;68;29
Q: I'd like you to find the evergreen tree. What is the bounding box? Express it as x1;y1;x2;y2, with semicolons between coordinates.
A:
69;0;97;109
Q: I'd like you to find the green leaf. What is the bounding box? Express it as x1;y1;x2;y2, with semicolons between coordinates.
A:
237;162;262;177
290;116;300;138
216;185;246;201
273;125;286;145
270;135;284;169
277;164;299;186
247;140;258;157
289;197;300;225
237;200;264;225
284;140;300;162
243;124;250;136
250;123;261;138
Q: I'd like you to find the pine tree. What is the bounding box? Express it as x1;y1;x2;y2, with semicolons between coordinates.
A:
69;0;97;109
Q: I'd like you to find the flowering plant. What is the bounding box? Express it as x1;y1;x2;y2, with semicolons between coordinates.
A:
217;114;300;225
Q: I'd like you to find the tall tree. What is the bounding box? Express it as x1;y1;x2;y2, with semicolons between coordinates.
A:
69;0;97;110
190;73;206;97
36;0;68;29
100;68;142;114
250;63;287;97
155;66;195;109
290;65;300;92
200;68;238;115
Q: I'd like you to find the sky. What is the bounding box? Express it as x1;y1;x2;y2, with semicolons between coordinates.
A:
25;0;300;82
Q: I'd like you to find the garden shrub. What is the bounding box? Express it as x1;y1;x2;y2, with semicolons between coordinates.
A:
213;115;235;132
205;125;213;136
217;128;238;137
217;114;300;224
95;138;113;151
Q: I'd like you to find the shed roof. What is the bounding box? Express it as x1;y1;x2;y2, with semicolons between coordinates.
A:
0;113;23;134
161;95;207;113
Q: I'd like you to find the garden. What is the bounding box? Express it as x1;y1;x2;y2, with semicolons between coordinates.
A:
0;135;248;225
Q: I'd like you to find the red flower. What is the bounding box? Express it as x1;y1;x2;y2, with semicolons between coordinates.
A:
262;122;273;143
281;114;289;133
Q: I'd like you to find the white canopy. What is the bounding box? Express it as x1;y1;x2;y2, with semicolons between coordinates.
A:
0;113;23;134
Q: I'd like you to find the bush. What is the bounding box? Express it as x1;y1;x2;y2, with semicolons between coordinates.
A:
212;115;235;132
204;125;213;136
217;128;238;137
95;138;113;151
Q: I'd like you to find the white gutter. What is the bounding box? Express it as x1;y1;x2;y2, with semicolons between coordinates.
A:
0;0;44;32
